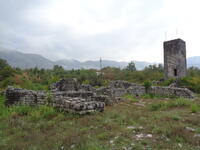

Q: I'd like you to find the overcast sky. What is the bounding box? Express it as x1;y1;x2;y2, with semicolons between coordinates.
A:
0;0;200;62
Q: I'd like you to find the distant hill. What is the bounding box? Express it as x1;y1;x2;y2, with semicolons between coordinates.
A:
55;59;151;70
55;59;83;70
56;59;128;70
0;49;154;70
0;48;54;69
187;56;200;68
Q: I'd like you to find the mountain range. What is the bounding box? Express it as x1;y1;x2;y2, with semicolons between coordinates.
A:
0;48;199;70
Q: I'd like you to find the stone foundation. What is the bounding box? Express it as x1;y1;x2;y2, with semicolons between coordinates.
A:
150;86;194;99
5;79;195;115
97;80;195;99
5;87;45;106
5;87;105;114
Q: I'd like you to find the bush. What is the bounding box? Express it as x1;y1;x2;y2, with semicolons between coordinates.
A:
160;78;175;86
0;77;14;88
125;61;136;71
143;81;152;93
190;104;199;113
179;77;200;93
45;92;53;105
149;102;165;111
0;59;15;81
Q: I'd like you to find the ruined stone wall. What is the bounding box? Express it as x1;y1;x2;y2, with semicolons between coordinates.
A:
96;80;145;97
5;79;195;115
104;81;195;99
5;86;46;106
5;87;105;114
50;78;80;91
52;92;104;114
150;86;194;99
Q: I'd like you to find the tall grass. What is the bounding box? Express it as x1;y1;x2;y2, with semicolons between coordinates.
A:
190;104;200;113
122;94;138;102
0;95;58;120
149;98;192;111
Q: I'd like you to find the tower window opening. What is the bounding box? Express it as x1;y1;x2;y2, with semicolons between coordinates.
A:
174;69;177;76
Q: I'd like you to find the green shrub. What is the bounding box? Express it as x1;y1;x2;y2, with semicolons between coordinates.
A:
149;102;165;111
123;94;138;102
160;78;175;86
179;77;200;93
190;104;199;113
82;80;90;85
171;114;181;121
0;77;14;88
143;81;151;93
45;92;53;105
0;59;15;82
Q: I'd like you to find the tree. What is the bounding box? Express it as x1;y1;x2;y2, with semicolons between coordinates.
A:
125;61;136;71
0;59;14;81
144;64;164;72
53;65;65;77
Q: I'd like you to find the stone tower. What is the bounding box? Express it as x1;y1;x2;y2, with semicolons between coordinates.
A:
164;38;187;79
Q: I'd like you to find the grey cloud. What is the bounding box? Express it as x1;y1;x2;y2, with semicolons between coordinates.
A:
0;0;198;63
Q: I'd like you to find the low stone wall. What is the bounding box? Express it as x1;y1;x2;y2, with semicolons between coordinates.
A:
50;78;80;91
5;86;105;114
127;86;146;97
5;79;195;115
104;81;146;97
53;93;104;114
150;86;195;99
92;95;124;105
104;81;195;99
109;80;137;89
54;91;95;98
5;86;46;106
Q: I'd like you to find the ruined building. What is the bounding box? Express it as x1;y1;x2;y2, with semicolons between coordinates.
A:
164;38;187;79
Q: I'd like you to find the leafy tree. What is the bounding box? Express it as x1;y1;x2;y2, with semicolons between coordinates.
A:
144;64;164;72
125;61;136;71
144;81;152;93
0;59;14;81
158;63;164;72
53;65;65;77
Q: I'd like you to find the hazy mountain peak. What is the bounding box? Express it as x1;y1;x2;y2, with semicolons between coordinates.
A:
0;49;200;70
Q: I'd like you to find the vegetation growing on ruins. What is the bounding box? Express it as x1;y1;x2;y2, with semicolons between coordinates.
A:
1;59;200;149
1;58;200;93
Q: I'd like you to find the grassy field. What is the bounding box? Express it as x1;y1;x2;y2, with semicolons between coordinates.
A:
0;95;200;150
